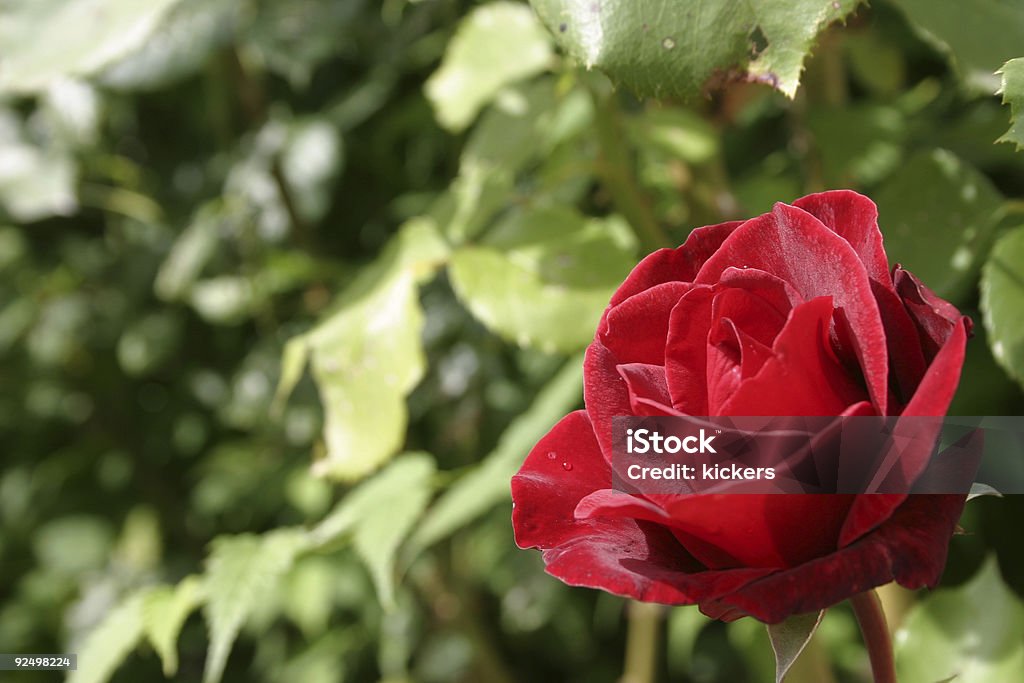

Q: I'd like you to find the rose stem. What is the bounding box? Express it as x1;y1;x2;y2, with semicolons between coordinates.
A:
849;590;897;683
621;601;662;683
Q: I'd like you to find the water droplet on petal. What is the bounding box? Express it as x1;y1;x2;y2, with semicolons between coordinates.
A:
547;451;557;460
562;462;573;471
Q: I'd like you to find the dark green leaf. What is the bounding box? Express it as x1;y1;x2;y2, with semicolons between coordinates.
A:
998;58;1024;150
876;149;1003;303
981;225;1024;388
530;0;862;99
889;0;1024;92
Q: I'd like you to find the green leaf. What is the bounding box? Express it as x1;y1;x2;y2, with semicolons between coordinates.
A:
0;0;184;93
425;2;553;131
876;149;1003;303
806;104;905;186
142;576;204;676
275;218;448;480
896;557;1024;682
405;353;583;557
981;225;1024;387
438;78;589;244
998;58;1024;150
767;611;824;683
530;0;861;99
448;207;635;352
202;529;308;683
67;590;147;683
889;0;1024;92
282;556;337;637
309;453;435;608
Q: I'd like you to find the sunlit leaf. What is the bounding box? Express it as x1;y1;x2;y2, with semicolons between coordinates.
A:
202;529;308;683
998;58;1024;150
981;225;1024;388
896;557;1024;682
275;219;448;480
530;0;862;99
0;0;184;93
68;590;147;683
143;576;204;676
310;453;435;608
449;207;635;352
426;2;553;131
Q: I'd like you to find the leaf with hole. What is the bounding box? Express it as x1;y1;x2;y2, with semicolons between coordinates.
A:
529;0;862;99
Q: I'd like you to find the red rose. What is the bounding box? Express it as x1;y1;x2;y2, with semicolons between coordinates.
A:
511;191;971;623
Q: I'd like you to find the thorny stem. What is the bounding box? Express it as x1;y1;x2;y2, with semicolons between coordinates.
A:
850;590;897;683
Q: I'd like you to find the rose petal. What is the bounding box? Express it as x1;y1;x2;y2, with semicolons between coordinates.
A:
792;190;890;285
584;340;637;459
665;286;714;414
706;318;774;410
606;220;746;309
900;318;968;417
653;494;855;570
894;267;970;361
837;494;906;547
616;363;678;415
790;192;928;399
720;297;869;416
601;282;691;365
512;411;613;550
513;411;775;605
699;495;965;623
576;490;746;569
697;203;889;412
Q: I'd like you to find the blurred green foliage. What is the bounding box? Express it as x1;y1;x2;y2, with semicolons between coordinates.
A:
1;1;1024;682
